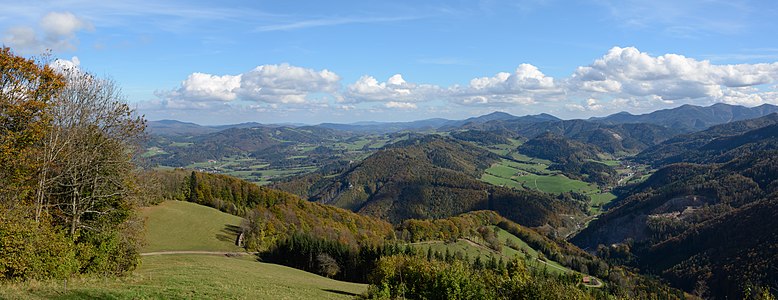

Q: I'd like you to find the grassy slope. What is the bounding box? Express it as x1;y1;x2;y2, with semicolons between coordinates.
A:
481;158;618;215
481;159;597;194
141;200;244;252
409;226;575;276
0;255;365;300
1;201;367;299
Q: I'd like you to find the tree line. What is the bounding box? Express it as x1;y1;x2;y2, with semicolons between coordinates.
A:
1;47;146;281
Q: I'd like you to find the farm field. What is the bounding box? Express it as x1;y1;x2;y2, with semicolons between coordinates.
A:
481;158;598;195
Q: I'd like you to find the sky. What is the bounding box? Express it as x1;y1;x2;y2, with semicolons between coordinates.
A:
3;0;778;125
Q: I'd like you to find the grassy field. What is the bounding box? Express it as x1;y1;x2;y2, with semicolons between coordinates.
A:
590;192;617;207
511;153;553;165
481;159;599;194
1;200;368;299
409;226;575;276
169;142;193;147
514;174;596;194
0;255;366;300
142;147;168;158
140;200;244;253
486;163;523;178
588;159;620;167
589;193;617;214
481;173;524;189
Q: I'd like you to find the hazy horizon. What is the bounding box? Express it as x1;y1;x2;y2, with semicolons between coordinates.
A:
146;102;776;126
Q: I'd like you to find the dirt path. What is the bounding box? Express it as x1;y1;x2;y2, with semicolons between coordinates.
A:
140;251;257;256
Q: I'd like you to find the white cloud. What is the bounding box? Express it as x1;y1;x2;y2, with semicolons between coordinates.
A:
586;98;604;111
345;74;440;103
384;101;417;109
568;46;778;108
142;46;778;120
449;63;560;106
2;12;92;54
153;64;341;110
238;64;340;104
179;73;242;102
50;56;81;72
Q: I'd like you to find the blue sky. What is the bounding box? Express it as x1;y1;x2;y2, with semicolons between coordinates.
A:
3;0;778;124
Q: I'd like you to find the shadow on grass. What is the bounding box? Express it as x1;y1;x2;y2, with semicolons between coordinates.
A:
321;288;360;297
215;224;242;244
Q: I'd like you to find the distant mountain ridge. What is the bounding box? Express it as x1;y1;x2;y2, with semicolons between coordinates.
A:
150;103;778;136
590;103;778;132
634;113;778;165
148;119;219;136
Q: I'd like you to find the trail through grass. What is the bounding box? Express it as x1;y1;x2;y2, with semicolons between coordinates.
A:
1;201;367;299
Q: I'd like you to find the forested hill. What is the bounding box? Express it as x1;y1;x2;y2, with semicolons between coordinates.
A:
461;118;678;155
155;169;395;250
153;170;686;298
589;103;778;132
148;125;350;166
518;132;602;163
273;135;587;228
634;113;778;166
571;119;778;299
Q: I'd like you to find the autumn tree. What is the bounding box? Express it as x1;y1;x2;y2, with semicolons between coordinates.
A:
38;65;146;274
0;47;63;209
0;47;76;280
1;47;146;279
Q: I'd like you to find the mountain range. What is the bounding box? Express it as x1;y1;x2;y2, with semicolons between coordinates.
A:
148;103;778;136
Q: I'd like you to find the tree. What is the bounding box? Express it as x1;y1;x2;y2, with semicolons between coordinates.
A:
42;66;146;237
1;47;145;280
0;48;77;281
0;47;63;209
38;65;146;275
317;253;340;278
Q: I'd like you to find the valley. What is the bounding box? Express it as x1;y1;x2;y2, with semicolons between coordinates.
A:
4;4;778;298
138;103;778;299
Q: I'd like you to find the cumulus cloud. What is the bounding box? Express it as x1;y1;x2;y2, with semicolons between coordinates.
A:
153;64;340;110
568;46;778;109
449;63;561;106
169;73;242;102
384;101;417;109
50;56;81;72
142;46;778;119
239;64;340;104
344;74;440;103
2;12;92;54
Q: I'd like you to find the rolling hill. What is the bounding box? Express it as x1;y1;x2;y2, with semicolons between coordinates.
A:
634;113;778;166
590;103;778;132
572;119;778;299
0;200;368;299
461;118;678;155
273;135;587;230
148;125;351;167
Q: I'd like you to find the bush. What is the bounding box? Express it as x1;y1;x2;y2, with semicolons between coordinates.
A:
0;212;77;281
